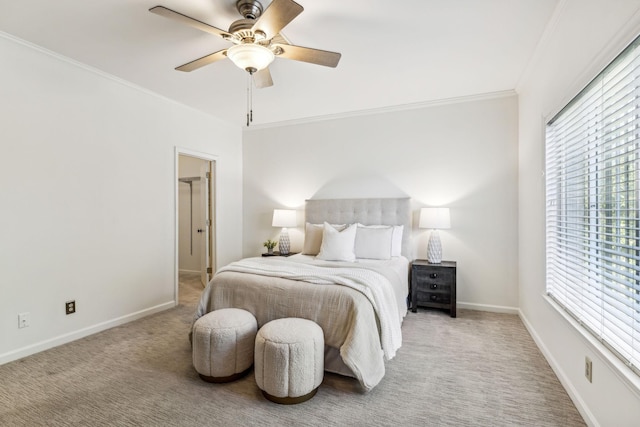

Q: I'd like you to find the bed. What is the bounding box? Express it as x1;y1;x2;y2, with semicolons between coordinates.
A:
193;197;412;391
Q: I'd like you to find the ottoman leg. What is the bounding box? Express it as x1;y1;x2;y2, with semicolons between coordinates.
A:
261;387;319;405
199;366;253;383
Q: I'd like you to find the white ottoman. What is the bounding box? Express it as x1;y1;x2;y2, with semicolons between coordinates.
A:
255;318;324;404
192;308;258;383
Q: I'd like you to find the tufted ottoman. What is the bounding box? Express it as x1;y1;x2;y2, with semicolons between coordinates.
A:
254;318;324;404
192;308;258;383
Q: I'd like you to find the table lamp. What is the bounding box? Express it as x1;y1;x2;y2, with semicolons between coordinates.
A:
272;209;297;255
419;207;451;264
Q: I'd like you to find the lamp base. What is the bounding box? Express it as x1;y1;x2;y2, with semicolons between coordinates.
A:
278;229;290;255
427;230;442;264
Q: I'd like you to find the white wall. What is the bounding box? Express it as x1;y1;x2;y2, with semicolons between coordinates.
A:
517;1;640;426
243;94;519;312
0;34;243;364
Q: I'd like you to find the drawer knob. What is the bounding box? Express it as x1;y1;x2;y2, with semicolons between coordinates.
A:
430;295;438;301
430;284;438;289
429;273;438;279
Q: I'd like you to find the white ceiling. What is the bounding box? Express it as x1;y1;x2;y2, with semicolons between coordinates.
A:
0;0;559;127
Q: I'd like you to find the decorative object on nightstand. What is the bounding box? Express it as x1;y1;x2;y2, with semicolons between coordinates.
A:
411;260;456;317
272;209;296;255
419;207;451;264
263;239;277;255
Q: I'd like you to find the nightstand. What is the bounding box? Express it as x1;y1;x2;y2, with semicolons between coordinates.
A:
261;252;298;257
411;260;456;317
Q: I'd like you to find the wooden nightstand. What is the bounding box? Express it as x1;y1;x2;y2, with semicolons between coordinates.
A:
411;260;457;317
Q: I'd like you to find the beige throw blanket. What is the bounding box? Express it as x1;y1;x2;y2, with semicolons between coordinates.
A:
194;257;404;391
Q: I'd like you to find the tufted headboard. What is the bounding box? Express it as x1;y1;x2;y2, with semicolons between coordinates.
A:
305;197;412;258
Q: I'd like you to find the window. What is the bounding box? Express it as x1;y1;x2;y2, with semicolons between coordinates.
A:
546;35;640;377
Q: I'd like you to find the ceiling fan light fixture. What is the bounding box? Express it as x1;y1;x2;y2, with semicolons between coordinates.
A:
227;44;275;72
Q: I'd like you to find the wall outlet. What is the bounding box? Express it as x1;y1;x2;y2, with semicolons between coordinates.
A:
65;300;76;315
585;356;593;383
18;312;30;328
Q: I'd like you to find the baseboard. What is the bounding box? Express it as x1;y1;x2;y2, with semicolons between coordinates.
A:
457;301;519;314
0;301;175;366
179;269;200;274
518;309;598;427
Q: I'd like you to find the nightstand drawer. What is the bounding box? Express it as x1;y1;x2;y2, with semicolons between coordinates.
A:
413;269;453;285
414;281;451;293
416;290;451;305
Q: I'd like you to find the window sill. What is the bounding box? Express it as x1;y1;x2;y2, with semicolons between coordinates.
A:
543;294;640;398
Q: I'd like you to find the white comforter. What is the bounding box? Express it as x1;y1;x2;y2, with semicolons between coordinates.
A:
194;256;407;391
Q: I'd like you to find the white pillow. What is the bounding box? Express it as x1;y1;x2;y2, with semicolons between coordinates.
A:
354;225;393;260
356;224;404;257
302;222;346;255
317;222;357;262
391;225;404;257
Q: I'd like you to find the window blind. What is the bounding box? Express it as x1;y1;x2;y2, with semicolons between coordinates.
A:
546;34;640;377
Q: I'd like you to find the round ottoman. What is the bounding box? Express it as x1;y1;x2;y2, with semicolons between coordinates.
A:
254;318;324;404
192;308;258;383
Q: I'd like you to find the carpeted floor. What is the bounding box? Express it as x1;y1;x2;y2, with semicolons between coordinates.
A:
0;273;586;426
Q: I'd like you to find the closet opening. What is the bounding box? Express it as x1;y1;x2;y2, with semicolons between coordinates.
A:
176;150;217;304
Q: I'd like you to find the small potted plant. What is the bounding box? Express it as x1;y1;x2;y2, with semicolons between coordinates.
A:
263;239;277;255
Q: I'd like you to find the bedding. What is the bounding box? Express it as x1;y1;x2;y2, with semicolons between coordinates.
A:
193;197;412;392
302;222;346;255
357;223;404;257
194;254;409;391
316;222;358;261
354;224;394;260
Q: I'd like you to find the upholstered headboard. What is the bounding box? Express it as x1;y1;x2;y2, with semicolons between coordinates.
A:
305;197;412;258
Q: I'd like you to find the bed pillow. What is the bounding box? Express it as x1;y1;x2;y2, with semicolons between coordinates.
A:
390;225;404;257
356;224;404;257
354;225;394;260
316;222;357;262
302;222;346;255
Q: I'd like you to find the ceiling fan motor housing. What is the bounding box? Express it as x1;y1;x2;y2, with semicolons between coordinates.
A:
228;19;267;43
231;0;268;43
236;0;263;20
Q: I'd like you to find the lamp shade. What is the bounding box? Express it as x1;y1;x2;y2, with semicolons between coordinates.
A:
419;208;451;230
272;209;297;228
227;44;275;72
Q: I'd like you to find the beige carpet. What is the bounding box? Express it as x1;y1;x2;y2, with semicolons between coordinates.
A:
0;273;585;426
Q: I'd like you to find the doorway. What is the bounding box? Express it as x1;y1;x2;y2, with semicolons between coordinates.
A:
177;151;216;304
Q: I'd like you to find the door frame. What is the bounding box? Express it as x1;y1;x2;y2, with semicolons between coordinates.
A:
174;147;218;306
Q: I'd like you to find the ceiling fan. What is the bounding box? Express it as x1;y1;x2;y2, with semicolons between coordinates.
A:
149;0;342;89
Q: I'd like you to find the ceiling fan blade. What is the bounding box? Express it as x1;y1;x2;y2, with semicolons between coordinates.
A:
253;68;274;88
149;6;231;39
252;0;303;40
274;44;341;68
271;33;291;46
176;49;228;72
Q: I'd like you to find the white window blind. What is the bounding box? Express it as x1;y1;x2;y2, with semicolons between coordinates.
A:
546;35;640;377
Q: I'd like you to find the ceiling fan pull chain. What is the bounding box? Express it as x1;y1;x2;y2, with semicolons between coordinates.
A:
246;70;255;126
246;71;252;126
250;71;254;124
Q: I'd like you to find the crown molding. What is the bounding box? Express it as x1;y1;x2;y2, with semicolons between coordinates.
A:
244;89;518;131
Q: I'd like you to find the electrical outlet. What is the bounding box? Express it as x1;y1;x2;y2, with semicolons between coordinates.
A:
18;312;30;328
65;300;76;315
585;356;593;383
